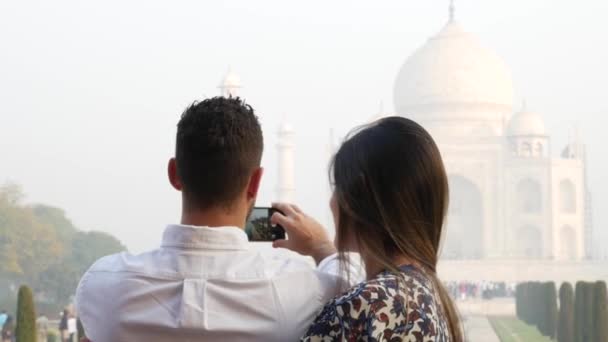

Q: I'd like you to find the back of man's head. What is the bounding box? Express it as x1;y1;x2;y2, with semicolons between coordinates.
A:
175;97;263;209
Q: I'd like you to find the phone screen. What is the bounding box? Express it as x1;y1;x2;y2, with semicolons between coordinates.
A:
245;207;286;242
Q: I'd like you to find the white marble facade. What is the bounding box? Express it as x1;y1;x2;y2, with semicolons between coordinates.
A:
392;16;589;261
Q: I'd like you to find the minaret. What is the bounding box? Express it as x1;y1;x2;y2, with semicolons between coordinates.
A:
449;0;455;22
575;127;595;259
218;68;241;97
276;119;295;203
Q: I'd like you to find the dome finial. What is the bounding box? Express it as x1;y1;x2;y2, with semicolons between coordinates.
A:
449;0;455;22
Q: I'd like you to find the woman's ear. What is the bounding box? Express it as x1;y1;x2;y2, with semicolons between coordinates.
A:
247;167;264;200
168;158;182;191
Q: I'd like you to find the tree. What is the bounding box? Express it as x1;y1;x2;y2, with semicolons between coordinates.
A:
69;231;126;274
0;183;126;312
0;182;24;205
528;282;543;331
515;283;522;319
15;285;37;342
558;282;575;342
574;281;586;339
543;282;558;338
517;282;532;324
594;281;608;342
584;282;595;342
37;230;125;304
0;187;63;279
31;205;77;242
36;261;81;304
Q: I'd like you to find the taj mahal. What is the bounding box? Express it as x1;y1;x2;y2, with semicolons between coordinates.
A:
215;5;606;282
390;6;592;262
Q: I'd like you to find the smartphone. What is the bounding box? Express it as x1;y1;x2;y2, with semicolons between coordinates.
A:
245;207;286;242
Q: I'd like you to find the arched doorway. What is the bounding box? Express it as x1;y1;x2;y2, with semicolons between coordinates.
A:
560;225;577;260
442;175;484;259
516;225;542;258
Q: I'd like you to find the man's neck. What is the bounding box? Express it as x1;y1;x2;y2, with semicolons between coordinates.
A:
181;206;246;229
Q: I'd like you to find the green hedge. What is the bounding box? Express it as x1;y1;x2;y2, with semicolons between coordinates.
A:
574;281;586;340
15;285;37;342
584;282;595;342
557;282;574;342
515;281;563;339
515;281;608;342
594;281;608;342
565;280;608;342
543;282;558;339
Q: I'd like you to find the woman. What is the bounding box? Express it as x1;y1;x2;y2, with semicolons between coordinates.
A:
273;117;462;341
59;309;69;342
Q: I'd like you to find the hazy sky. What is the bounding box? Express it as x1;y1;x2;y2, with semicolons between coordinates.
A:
1;0;606;253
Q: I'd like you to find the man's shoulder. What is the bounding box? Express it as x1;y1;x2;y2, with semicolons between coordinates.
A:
86;247;167;273
75;250;160;309
253;247;336;280
77;252;129;294
77;249;160;294
86;251;129;272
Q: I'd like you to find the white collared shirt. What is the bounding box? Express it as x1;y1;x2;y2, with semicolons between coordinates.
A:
75;224;344;342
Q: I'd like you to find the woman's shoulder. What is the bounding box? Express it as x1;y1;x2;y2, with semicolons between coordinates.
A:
302;265;449;341
331;265;436;309
333;271;401;311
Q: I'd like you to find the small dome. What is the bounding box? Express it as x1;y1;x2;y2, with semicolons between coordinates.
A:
219;69;241;89
508;105;546;136
218;69;241;97
394;20;514;122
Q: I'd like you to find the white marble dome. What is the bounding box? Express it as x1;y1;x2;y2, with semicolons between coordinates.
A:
394;20;514;123
508;106;546;136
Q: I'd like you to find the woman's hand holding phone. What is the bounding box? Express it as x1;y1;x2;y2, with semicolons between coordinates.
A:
270;202;337;265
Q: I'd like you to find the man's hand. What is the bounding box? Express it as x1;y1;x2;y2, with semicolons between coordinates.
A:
271;202;337;265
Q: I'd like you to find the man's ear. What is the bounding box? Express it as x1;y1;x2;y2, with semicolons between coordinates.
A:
168;158;182;191
246;167;264;200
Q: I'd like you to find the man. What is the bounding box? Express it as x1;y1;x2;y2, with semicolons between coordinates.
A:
76;97;343;341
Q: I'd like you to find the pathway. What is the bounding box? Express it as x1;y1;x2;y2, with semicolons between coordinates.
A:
463;315;500;342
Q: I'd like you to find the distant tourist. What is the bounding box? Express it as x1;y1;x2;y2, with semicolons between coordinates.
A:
0;311;6;330
59;309;69;342
75;97;348;341
67;313;77;341
1;315;13;342
277;117;463;341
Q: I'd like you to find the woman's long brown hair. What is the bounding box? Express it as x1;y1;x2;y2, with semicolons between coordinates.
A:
331;116;463;341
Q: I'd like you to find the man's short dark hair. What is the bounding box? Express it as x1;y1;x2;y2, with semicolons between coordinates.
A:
176;97;263;209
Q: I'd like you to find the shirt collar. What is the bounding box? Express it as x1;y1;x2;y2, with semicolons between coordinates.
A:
161;224;249;250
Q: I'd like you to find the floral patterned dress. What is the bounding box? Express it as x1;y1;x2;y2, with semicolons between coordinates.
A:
301;265;450;342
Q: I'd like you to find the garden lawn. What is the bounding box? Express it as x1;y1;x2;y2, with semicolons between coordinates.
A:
488;316;554;342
